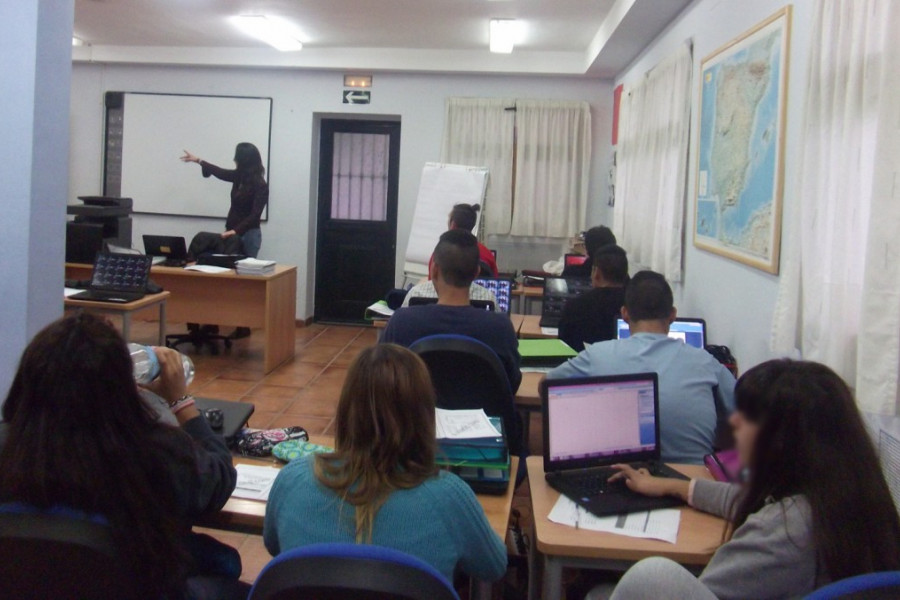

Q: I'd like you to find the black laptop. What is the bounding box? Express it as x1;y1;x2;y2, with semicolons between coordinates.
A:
539;276;592;328
70;253;152;303
541;373;689;517
143;235;189;267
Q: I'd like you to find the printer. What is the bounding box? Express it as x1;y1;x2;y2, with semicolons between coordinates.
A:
66;196;134;263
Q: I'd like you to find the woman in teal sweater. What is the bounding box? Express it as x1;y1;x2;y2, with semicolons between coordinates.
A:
263;344;507;583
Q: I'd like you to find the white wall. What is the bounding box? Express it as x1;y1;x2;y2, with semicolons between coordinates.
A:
69;64;613;319
615;0;815;371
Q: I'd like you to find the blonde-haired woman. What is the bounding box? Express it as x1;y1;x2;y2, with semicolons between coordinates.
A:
263;344;507;582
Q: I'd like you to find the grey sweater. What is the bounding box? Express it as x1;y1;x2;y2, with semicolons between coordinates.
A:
694;479;829;599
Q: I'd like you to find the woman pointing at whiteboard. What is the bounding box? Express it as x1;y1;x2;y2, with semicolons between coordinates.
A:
181;142;268;258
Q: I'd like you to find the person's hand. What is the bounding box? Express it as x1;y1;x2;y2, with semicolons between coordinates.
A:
180;150;200;163
221;230;237;239
143;347;187;406
608;464;673;497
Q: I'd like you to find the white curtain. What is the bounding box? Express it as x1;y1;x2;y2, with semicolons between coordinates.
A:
510;100;591;237
613;43;692;282
771;0;900;413
441;98;516;234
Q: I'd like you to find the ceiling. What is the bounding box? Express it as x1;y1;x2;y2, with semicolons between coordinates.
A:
72;0;692;78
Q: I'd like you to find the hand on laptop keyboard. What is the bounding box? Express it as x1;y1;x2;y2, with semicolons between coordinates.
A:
608;464;691;500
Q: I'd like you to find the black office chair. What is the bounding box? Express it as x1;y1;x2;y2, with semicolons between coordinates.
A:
0;508;137;600
409;334;524;458
166;322;233;355
248;543;459;600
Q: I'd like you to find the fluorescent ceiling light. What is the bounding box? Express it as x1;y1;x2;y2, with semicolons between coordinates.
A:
72;36;84;46
230;15;303;52
490;19;517;54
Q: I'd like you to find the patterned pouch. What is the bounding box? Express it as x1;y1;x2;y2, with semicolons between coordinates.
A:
235;427;309;457
272;440;334;463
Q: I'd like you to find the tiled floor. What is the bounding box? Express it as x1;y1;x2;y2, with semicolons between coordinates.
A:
127;320;539;587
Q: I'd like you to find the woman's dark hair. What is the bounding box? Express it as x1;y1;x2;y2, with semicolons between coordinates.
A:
233;142;265;183
732;359;900;581
449;203;480;232
593;244;629;285
583;225;617;259
0;313;192;597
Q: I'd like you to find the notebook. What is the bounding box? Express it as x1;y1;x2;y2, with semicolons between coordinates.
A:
69;253;151;304
617;318;707;349
519;339;577;368
541;374;689;517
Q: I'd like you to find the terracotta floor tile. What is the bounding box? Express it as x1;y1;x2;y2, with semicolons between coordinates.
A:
236;535;272;584
295;344;345;365
247;410;279;429
315;326;364;344
270;414;333;434
217;367;267;382
284;390;340;418
242;394;295;415
195;378;257;397
244;383;303;399
262;364;325;387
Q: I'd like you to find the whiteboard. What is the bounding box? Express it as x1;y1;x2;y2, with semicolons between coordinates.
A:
116;93;272;218
404;163;489;277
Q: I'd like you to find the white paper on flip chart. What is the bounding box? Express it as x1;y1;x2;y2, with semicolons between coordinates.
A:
231;464;280;501
547;495;681;544
436;408;502;440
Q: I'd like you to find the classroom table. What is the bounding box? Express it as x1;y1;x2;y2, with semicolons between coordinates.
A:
372;312;525;340
66;263;297;374
511;285;543;315
518;314;558;339
64;291;169;345
525;458;728;600
200;436;518;600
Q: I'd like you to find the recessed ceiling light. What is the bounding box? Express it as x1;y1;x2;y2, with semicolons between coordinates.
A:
230;15;304;52
489;19;517;54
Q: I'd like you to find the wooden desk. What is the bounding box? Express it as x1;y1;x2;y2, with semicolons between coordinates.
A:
516;372;543;411
526;458;727;600
65;291;169;345
510;313;526;335
511;286;543;315
66;263;297;374
518;315;558;339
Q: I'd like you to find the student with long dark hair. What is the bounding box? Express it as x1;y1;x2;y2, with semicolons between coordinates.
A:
0;313;243;599
589;359;900;600
264;344;507;583
181;142;268;258
427;203;498;277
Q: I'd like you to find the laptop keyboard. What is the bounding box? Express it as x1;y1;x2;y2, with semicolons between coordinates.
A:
550;463;689;498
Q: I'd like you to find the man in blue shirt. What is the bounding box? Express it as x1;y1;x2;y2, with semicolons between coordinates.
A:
548;271;735;464
382;229;521;392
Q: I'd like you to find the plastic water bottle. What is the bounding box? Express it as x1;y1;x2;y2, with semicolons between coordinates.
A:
128;343;195;386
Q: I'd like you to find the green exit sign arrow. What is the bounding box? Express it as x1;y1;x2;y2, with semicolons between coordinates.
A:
343;90;371;104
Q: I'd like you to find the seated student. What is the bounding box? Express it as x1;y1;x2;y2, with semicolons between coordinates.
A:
548;271;735;464
428;203;499;277
563;225;617;278
558;244;629;352
590;360;900;600
263;344;508;583
0;313;243;600
401;278;497;308
384;229;521;392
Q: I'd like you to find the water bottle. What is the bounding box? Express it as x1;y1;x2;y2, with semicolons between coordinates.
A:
128;343;195;386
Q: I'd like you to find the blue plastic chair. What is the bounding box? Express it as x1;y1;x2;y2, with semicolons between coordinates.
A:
409;333;524;456
804;572;900;599
248;543;459;600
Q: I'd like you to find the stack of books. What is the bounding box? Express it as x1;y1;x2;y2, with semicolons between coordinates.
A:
235;258;276;275
435;408;509;495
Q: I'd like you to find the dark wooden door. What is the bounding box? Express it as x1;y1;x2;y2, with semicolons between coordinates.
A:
314;119;400;323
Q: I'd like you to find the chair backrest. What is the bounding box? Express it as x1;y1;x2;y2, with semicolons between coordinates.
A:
0;508;137;600
804;572;900;600
248;543;459;600
409;334;523;455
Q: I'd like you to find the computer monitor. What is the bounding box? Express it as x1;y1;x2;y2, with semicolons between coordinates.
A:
540;276;593;327
616;318;707;349
143;235;188;260
66;222;105;264
473;278;512;314
564;253;589;269
542;374;660;471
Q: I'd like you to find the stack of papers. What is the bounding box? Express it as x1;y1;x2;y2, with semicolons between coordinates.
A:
435;408;502;440
231;464;280;501
365;300;394;320
235;258;276;275
184;265;231;274
548;495;681;544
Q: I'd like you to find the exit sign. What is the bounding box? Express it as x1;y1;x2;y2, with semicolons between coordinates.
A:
343;90;371;105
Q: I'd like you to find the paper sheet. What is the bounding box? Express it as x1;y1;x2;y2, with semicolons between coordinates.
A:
231;464;280;501
548;495;681;544
184;265;231;274
541;327;559;336
436;408;502;439
521;366;553;374
365;301;395;318
64;287;84;298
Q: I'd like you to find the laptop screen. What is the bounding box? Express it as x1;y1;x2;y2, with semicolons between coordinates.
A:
544;375;658;468
617;318;706;349
474;278;512;314
564;253;589;268
91;253;151;292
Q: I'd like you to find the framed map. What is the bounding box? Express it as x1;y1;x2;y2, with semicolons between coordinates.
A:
694;7;791;274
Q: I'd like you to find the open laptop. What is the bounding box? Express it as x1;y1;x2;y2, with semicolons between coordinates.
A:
617;318;707;349
143;235;188;267
473;278;513;314
540;276;593;328
69;253;152;304
541;374;689;517
564;253;589;269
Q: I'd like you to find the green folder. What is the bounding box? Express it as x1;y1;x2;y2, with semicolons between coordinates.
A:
518;339;577;367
